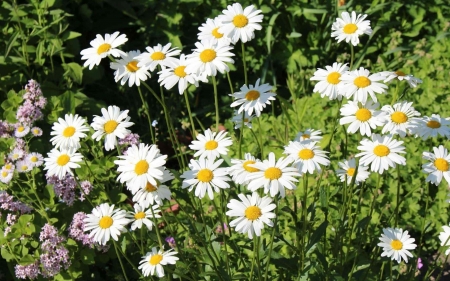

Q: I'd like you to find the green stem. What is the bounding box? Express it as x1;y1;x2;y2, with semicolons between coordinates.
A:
113;240;130;281
113;240;144;278
264;201;279;281
349;44;354;70
394;165;401;227
137;86;156;144
226;72;234;94
150;206;164;248
212;195;231;277
238;111;245;159
249;236;257;281
183;90;197;138
212;76;220;131
241;42;248;85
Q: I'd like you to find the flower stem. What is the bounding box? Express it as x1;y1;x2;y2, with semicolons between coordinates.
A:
212;75;220;131
349;44;355;70
241;42;248;85
183;90;197;138
113;240;130;281
137;86;156;144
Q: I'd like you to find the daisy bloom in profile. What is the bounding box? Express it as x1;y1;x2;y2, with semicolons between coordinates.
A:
80;32;128;70
110;50;151;87
331;11;372;46
158;54;201;95
91;105;134;151
380;101;421;137
198;17;232;46
231;110;254;129
356;134;406;174
84;203;130;245
0;166;14;184
132;168;174;207
14;124;30;138
339;67;388;104
294;128;323;143
185;39;234;77
336;158;370;185
135;43;181;72
310;62;349;100
31;127;43;137
44;148;83;180
439;224;450;255
228;153;261;185
339;100;385;137
230;78;276;117
379;70;423;88
218;3;263;44
129;204;160;231
284;141;330;174
246;152;301;198
226;192;276;239
410;114;450;140
422;145;450;186
139;247;179;278
50;114;89;150
377;227;416;263
27;152;44;168
15;160;32;173
189;128;232;160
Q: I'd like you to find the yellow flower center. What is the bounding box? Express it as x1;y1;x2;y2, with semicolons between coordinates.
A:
343;23;358;34
197;169;213;182
1;171;8;177
151;51;166;61
347;167;355;176
149;254;163;265
232;14;249;28
12;154;19;160
354;76;371;88
20;165;28;171
212;27;224;38
30;156;38;163
135;160;149;175
391;112;408;124
126;61;139;72
298;149;315;160
302;134;310;139
243;160;259;172
104;120;118;134
174;66;187;78
245;206;262;221
355;108;372;122
17;126;25;132
390;239;403;251
146;182;158;192
56;154;70;166
245;90;260;101
373;145;390;157
63;126;76;137
5;164;12;170
327;72;341;85
99;216;113;229
134;211;146;220
199;49;216;63
33;128;40;134
264;167;282;180
427;120;441;129
97;43;111;55
395;70;405;76
435;158;449;172
205;140;218;150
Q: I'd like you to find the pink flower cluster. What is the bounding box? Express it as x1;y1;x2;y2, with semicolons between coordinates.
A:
15;261;40;280
39;224;71;278
68;212;94;247
0;191;33;214
119;133;140;154
16;79;47;125
46;174;77;206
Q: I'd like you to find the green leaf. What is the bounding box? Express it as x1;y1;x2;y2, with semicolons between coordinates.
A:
62;31;82;40
62;62;83;84
59;91;76;114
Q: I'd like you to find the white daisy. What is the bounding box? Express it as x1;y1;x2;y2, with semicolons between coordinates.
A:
230;78;276;117
8;148;24;161
189;128;232;160
181;158;230;200
338;67;388;104
84;203;130;245
80;32;128;70
129;204;160;231
310;62;349;100
91;105;134;151
158;54;201;95
14;124;30;138
284;141;330;174
331;11;372;46
294;129;323;143
339;100;385;137
228;153;261;185
27;153;44;168
110;50;151;87
132;168;173;207
246;152;301;198
379;70;423;88
138;247;179;278
198;17;232;46
0;167;14;184
356;134;406;174
336;158;370;185
439;224;450;256
377;227;416;263
15;160;32;173
135;43;181;72
226;192;276;239
231;110;255;129
410;114;450;140
50;114;89;150
422;145;450;186
43;147;83;180
185;39;234;77
380;101;421;137
218;3;263;44
31;127;43;137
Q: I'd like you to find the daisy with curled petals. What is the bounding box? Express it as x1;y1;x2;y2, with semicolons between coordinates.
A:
380;101;421;138
379;70;423;88
310;62;349;100
0;166;14;184
44;148;83;180
198;17;232;46
246;152;301;198
181;158;230;200
14;124;29;138
158;54;201;95
439;224;450;256
339;100;385;137
336;158;370;185
284;141;330;174
226;192;276;239
84;203;130;245
115;143;167;193
294;128;323;143
110;50;151;87
27;152;44;168
50;114;89;150
132;168;174;207
135;43;181;72
128;204;160;231
185;39;234;77
377;227;416;263
189;128;232;160
331;11;372;46
80;32;128;70
91;105;134;151
228;153;261;185
218;3;263;44
338;67;388;104
356;134;406;174
231;110;254;129
422;145;450;186
139;247;179;278
230;78;276;117
410;114;450;140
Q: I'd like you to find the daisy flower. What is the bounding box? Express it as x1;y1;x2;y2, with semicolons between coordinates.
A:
185;39;234;77
115;143;167;194
0;167;14;184
198;17;232;46
284;141;330;174
31;127;43;137
15;160;32;173
14;124;29;138
246;152;301;198
377;227;417;263
231;110;255;129
50;114;89;150
228;153;261;185
379;70;423;88
158;54;201;95
226;192;276;239
8;147;24;161
84;203;130;245
380;101;421;137
135;43;181;72
91;105;134;151
339;67;388;104
181;158;230;200
310;62;349;100
356;134;406;174
339;100;385;137
139;247;179;278
439;224;450;255
230;78;276;117
110;50;151;87
410;114;450;140
80;32;128;70
218;3;263;44
132;168;174;207
128;204;160;231
294;129;323;143
336;158;370;185
43;148;83;180
422;145;450;186
27;153;43;168
189;128;232;160
331;11;372;46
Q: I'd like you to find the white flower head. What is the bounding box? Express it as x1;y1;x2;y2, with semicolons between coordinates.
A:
14;124;30;138
27;152;44;168
284;141;330;174
44;147;83;180
339;100;386;137
380;101;421;138
439;224;450;256
377;227;416;263
310;62;349;100
138;247;179;277
135;43;181;72
379;70;423;88
218;3;263;44
132;168;174;207
128;204;161;231
422;145;450;186
189;128;232;160
0;167;14;184
336;158;370;185
80;32;128;70
158;54;201;95
230;78;276;117
198;17;232;46
110;50;151;87
50;114;89;150
15;160;32;173
331;11;372;46
231;110;255;129
294;129;323;143
228;153;261;185
31;127;43;137
410;114;450;140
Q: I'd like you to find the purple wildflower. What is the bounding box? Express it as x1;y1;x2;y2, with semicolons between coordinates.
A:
15;261;40;280
68;212;94;247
